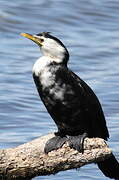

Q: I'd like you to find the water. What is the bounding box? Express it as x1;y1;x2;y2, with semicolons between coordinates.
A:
0;0;119;179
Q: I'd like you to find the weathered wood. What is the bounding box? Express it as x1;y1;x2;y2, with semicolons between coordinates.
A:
0;133;112;180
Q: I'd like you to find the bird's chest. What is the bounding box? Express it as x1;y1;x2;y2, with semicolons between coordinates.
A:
33;65;66;102
39;68;55;88
33;57;56;89
41;70;65;101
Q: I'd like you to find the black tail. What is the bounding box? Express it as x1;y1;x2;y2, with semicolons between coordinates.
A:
97;153;119;179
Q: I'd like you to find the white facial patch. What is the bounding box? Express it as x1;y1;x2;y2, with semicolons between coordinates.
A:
41;37;66;62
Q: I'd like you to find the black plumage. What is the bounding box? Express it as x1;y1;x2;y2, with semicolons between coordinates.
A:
21;32;119;179
33;65;109;140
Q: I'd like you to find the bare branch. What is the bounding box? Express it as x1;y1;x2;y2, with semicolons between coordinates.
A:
0;133;112;180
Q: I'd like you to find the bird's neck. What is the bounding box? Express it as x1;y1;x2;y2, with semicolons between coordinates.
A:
32;55;67;76
32;56;67;89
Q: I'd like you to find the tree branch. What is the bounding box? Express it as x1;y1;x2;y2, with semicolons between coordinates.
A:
0;133;112;180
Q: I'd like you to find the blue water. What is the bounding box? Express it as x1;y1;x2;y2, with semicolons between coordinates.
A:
0;0;119;179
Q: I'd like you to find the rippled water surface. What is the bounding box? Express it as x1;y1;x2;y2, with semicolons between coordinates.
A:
0;0;119;179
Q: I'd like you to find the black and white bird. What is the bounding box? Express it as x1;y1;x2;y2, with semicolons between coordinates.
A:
21;32;119;179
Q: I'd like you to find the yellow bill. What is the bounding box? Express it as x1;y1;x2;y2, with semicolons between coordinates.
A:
20;33;43;46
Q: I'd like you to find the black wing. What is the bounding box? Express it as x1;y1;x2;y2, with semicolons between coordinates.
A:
70;70;109;140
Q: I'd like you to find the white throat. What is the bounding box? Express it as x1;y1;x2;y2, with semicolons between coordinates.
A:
32;56;50;76
32;56;63;77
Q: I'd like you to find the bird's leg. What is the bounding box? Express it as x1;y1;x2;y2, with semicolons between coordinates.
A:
44;132;67;154
67;132;88;153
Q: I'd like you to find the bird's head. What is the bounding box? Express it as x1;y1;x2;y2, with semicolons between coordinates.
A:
21;32;69;65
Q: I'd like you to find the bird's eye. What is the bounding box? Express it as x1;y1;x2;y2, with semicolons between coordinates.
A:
40;39;44;42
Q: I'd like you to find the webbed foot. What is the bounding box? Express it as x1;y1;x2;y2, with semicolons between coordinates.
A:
67;132;88;152
44;135;67;154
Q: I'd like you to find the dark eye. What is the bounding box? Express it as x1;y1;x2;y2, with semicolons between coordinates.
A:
40;39;44;42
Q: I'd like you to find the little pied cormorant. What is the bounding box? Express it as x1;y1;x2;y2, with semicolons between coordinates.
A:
21;32;119;179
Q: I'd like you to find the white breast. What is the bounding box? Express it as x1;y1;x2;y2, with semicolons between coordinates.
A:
32;56;51;76
32;56;55;88
32;56;66;100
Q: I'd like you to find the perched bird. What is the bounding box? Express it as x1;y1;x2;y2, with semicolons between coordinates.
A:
21;32;119;179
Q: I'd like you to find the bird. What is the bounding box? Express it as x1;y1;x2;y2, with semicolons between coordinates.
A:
21;32;119;179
